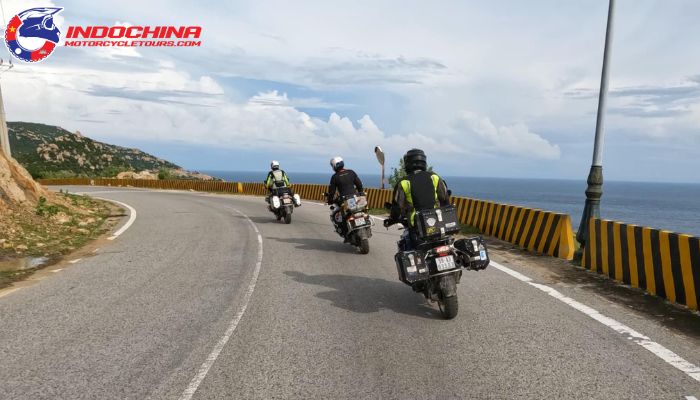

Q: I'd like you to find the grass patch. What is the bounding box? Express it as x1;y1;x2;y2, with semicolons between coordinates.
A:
367;208;389;215
0;192;119;288
460;223;481;235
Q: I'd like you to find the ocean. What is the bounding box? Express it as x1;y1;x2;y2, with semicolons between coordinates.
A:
201;170;700;236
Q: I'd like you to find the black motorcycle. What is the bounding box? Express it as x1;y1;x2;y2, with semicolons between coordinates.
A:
384;204;489;319
326;192;373;254
267;187;301;224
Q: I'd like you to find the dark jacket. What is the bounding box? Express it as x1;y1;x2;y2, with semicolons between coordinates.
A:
327;169;363;204
390;170;449;225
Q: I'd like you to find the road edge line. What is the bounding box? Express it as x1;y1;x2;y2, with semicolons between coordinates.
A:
491;260;700;383
179;207;264;400
91;197;137;240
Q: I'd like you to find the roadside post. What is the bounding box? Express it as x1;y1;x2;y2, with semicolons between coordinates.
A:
576;0;616;252
0;58;12;158
374;146;385;189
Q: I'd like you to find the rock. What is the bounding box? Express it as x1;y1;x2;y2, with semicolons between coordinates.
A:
52;212;71;224
0;150;49;208
116;171;157;180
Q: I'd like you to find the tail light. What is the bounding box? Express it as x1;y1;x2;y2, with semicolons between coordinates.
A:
435;245;450;256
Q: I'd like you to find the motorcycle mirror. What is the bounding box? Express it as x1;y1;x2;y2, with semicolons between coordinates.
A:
447;189;453;197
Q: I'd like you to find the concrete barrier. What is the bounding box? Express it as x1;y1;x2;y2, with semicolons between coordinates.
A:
582;218;699;311
39;178;575;260
450;197;575;260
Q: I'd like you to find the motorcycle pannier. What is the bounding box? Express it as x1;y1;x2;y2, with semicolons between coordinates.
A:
453;236;489;270
395;250;430;284
342;194;368;213
414;205;460;241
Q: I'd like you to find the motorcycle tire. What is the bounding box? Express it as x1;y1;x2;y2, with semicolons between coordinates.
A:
359;238;370;254
438;295;458;319
276;214;282;221
284;214;292;224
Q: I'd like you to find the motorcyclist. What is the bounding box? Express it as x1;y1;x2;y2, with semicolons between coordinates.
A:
265;160;291;203
327;156;364;240
385;149;450;250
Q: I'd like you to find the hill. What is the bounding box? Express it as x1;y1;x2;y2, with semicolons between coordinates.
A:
8;122;181;179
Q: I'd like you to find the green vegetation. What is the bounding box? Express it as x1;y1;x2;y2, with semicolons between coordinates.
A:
8;121;180;179
1;192;118;288
387;158;434;187
367;208;389;215
460;223;481;235
35;196;60;216
158;168;173;180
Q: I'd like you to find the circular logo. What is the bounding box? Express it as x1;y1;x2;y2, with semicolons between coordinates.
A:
4;7;63;63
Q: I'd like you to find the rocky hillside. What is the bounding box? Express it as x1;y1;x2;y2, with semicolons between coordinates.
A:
0;149;47;212
8;122;181;179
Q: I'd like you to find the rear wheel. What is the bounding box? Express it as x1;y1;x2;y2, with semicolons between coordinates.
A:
359;238;370;254
438;295;458;319
284;213;292;224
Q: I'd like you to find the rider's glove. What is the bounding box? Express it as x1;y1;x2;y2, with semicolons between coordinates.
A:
383;219;392;228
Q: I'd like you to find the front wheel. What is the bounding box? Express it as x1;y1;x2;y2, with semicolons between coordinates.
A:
359;238;370;254
438;295;458;319
284;213;292;224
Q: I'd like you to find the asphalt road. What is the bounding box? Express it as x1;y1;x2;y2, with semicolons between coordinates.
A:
1;187;699;399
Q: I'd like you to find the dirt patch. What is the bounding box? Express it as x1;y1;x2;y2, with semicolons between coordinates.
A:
0;192;123;289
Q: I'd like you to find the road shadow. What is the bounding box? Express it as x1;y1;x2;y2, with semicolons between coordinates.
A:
248;216;285;224
267;236;354;253
284;270;441;319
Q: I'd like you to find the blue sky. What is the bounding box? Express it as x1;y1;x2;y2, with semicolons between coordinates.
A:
2;0;700;182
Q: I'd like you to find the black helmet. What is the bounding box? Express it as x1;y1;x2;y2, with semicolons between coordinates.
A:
403;148;427;173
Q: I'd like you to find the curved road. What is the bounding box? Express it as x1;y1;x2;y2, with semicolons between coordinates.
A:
1;188;699;399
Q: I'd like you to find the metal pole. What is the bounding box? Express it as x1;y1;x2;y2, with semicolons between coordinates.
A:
0;81;10;158
576;0;615;248
381;164;385;190
374;146;385;189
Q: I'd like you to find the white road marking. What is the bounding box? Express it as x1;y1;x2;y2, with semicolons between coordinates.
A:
91;197;137;240
491;261;700;383
685;396;698;400
179;207;264;400
0;288;21;298
68;259;81;264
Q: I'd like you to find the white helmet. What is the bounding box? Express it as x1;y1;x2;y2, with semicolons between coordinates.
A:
330;156;344;171
271;160;280;170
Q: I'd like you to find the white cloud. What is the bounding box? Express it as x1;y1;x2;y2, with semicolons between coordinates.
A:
1;0;700;180
456;112;561;160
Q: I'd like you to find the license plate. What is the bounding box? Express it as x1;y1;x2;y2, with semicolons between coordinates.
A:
354;218;366;226
435;255;456;271
283;198;292;204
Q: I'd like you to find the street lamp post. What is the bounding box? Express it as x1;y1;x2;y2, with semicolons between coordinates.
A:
0;58;12;158
576;0;616;248
374;146;385;189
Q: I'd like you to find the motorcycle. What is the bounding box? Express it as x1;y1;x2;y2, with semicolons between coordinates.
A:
267;187;301;224
384;203;489;319
326;192;373;254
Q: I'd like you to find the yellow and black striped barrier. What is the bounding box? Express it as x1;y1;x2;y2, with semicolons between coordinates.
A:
39;178;574;260
450;197;575;260
582;218;699;311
